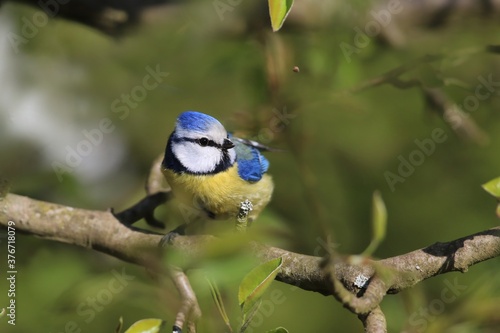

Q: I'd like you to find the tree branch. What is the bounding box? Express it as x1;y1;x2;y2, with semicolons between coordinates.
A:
1;193;499;299
169;267;201;333
358;306;387;333
349;54;488;145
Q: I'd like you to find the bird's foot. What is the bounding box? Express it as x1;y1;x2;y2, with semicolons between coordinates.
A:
159;224;187;248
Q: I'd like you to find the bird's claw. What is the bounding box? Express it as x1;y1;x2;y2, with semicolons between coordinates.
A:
159;224;187;247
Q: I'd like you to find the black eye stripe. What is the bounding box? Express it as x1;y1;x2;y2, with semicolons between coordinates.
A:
177;137;221;148
198;138;218;147
199;137;209;146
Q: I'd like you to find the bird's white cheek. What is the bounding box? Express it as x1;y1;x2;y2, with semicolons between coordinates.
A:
173;143;222;173
228;148;236;164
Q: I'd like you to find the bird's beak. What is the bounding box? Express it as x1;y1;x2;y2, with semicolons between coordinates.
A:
222;138;235;149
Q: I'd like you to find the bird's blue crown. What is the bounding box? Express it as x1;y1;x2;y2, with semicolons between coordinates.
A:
177;111;221;133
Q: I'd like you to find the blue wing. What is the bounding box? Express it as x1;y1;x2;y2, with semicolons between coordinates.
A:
229;134;269;182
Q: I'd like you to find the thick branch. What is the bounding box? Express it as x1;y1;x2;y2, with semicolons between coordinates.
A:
0;193;163;264
1;193;499;297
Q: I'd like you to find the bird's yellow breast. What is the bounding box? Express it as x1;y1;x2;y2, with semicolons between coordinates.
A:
162;163;273;221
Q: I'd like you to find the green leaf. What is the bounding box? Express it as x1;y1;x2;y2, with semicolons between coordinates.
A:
266;328;289;333
372;191;387;241
238;257;282;316
124;319;165;333
115;316;124;333
482;177;500;199
268;0;294;32
239;299;262;333
482;177;500;218
206;277;233;332
361;191;387;256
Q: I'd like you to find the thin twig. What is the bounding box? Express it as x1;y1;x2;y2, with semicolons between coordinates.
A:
358;306;387;333
169;266;202;333
114;191;171;227
146;154;169;195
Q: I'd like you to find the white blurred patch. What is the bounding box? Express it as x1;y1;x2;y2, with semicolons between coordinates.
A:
0;13;125;184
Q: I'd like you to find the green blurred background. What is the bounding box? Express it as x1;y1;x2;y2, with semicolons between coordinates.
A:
1;1;500;332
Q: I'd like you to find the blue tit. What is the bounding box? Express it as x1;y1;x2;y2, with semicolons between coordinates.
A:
161;111;274;222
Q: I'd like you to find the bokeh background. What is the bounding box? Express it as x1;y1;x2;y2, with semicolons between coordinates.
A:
1;0;500;332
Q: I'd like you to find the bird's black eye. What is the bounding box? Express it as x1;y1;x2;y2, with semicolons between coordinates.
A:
198;137;209;147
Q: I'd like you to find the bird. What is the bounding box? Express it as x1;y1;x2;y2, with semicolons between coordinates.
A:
161;111;274;225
